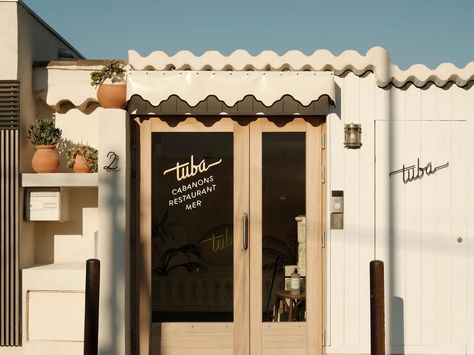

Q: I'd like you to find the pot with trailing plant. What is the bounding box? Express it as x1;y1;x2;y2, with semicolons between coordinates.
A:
66;143;98;173
90;60;126;109
28;117;62;173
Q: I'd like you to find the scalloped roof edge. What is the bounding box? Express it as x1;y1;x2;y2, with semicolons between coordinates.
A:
128;47;474;88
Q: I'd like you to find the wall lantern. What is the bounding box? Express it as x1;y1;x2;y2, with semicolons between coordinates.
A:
344;123;362;149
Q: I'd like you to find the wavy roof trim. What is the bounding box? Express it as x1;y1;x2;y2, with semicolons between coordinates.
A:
129;46;474;88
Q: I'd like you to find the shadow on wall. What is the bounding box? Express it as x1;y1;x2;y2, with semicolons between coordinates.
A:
387;62;406;353
101;166;124;355
390;296;405;351
333;80;342;119
57;138;75;172
98;116;133;355
33;187;98;264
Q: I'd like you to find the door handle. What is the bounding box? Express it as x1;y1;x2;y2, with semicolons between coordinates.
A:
242;213;249;251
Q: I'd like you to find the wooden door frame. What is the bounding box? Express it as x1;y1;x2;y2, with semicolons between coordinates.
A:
249;117;325;355
135;116;250;355
132;116;326;355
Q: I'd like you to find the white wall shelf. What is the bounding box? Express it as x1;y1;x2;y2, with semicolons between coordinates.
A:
21;173;99;187
22;262;86;288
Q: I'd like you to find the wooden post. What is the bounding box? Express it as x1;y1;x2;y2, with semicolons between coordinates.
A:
370;260;385;355
84;259;100;355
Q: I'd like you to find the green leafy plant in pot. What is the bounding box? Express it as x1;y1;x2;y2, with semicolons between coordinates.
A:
90;60;126;109
27;117;62;173
66;143;98;173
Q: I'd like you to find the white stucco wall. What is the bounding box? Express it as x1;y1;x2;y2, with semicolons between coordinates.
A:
326;73;474;355
10;108;129;355
0;1;18;79
0;0;83;270
0;1;18;80
17;2;83;175
55;108;99;172
0;3;94;354
97;110;130;355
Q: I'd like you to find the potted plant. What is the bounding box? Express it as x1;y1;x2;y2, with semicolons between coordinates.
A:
90;60;126;108
27;117;62;173
66;143;98;173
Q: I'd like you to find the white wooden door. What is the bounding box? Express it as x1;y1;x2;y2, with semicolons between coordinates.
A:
375;120;467;354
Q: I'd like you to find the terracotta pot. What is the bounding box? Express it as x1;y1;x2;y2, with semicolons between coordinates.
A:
32;145;60;173
97;83;126;109
72;154;91;173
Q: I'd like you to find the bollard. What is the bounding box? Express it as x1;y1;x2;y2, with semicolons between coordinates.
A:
84;259;100;355
370;260;385;355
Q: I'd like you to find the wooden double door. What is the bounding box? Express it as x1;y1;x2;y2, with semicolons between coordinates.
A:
137;116;324;355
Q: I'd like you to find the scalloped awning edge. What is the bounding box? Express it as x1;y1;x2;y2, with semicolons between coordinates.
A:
126;70;335;109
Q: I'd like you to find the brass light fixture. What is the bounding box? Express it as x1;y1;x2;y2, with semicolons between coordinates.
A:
344;123;362;149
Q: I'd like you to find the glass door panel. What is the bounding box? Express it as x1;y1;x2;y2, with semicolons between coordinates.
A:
249;117;323;355
151;132;234;322
139;117;249;355
262;132;306;323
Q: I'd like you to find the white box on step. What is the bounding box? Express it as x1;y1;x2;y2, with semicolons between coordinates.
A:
26;188;69;221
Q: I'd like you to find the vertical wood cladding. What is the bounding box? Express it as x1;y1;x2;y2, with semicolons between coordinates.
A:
0;80;20;346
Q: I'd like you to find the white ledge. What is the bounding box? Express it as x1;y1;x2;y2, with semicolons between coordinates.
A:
22;262;86;271
22;263;86;291
21;173;99;187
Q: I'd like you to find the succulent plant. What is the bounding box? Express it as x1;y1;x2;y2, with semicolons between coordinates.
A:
27;117;62;146
90;60;125;87
66;143;98;172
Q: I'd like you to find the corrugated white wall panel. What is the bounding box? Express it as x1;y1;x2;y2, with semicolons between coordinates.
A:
405;85;421;121
419;120;436;347
327;74;473;355
467;83;474;355
403;121;421;346
451;84;470;120
374;84;390;120
435;121;452;349
420;85;436;120
435;85;452;120
375;120;467;355
342;72;361;347
327;75;346;348
450;122;467;347
357;73;375;350
327;73;375;353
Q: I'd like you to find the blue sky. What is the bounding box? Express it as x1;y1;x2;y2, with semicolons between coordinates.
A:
23;0;474;69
